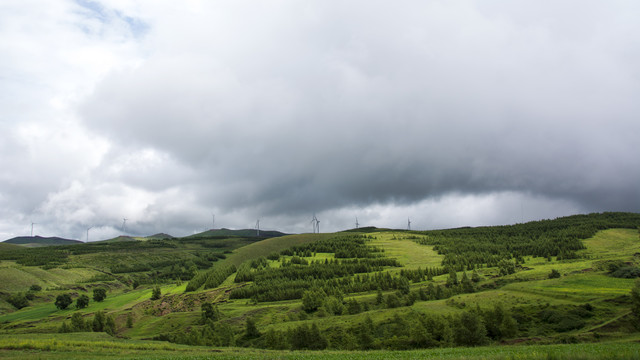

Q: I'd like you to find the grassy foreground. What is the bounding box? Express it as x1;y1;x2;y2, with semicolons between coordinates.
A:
1;333;640;359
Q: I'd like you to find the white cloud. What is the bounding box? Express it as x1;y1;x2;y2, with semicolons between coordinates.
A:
1;1;638;240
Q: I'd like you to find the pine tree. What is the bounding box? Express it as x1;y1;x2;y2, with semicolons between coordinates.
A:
455;310;488;346
632;279;640;327
92;311;105;332
59;321;71;333
151;285;161;300
357;316;375;350
264;328;288;350
245;317;260;339
105;315;116;335
70;312;87;331
461;272;475;293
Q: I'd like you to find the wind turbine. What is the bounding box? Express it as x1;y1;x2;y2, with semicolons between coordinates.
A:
86;226;93;242
311;214;319;233
407;217;411;231
212;213;215;229
255;219;260;237
355;217;359;229
30;222;37;237
121;218;128;233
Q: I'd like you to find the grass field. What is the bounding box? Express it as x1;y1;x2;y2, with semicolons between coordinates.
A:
370;232;444;269
0;333;639;359
1;217;639;359
221;233;335;267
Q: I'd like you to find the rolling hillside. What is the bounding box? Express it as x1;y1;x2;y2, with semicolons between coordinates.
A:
3;236;82;247
0;212;639;359
185;228;288;239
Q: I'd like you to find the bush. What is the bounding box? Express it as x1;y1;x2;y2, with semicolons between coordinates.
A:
93;288;107;302
611;266;640;278
29;284;42;292
55;294;73;310
7;293;29;309
76;294;89;309
548;269;561;279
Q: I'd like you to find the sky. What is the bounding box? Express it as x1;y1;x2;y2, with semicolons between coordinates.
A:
1;1;639;241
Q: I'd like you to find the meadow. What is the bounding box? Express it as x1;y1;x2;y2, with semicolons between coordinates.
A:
0;212;639;359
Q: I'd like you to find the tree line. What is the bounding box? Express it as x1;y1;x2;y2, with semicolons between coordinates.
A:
414;212;640;270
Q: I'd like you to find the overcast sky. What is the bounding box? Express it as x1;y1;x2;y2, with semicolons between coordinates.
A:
1;1;639;241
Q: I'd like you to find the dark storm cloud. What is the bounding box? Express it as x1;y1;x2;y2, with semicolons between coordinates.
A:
80;1;640;222
2;1;639;239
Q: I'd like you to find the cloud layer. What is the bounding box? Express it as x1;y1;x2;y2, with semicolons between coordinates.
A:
1;1;639;239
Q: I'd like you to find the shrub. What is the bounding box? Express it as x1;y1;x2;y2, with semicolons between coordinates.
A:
93;288;107;302
7;293;29;309
76;294;89;309
29;284;42;292
548;269;561;279
55;294;73;310
611;266;640;278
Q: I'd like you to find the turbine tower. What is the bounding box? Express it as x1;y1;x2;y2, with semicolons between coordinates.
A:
255;219;260;237
311;214;319;233
86;226;93;242
355;217;359;229
30;222;36;237
212;213;215;229
407;217;411;231
121;218;128;233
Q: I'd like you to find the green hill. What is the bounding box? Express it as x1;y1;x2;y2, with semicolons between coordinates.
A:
145;233;175;240
3;236;82;247
185;228;287;239
0;242;23;251
1;212;640;359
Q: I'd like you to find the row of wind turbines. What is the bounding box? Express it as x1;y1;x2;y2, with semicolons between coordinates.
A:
28;214;415;242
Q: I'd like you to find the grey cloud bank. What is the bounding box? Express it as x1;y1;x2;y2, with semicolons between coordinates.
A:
1;1;639;240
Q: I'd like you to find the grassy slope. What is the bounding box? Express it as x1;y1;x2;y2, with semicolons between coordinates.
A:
0;333;639;360
370;232;443;269
1;227;639;358
0;264;98;292
220;233;335;267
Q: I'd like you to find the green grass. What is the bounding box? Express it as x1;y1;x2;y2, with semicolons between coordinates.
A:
0;333;639;359
582;229;640;260
1;226;640;358
502;274;635;302
221;233;335;267
370;232;444;269
0;264;98;292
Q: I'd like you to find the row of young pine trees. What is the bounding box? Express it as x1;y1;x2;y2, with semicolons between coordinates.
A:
169;301;517;350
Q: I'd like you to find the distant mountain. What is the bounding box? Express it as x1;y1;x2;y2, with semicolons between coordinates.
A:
3;236;82;247
146;233;174;240
342;226;388;233
185;228;287;239
95;236;138;243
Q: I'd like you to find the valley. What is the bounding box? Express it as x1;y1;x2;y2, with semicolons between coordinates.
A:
1;212;639;359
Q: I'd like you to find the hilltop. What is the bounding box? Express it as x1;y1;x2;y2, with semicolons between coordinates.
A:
184;228;288;239
3;236;82;247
